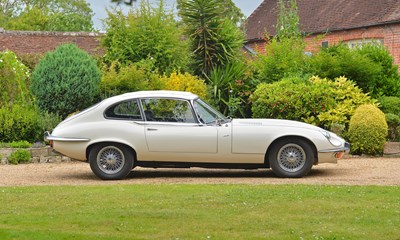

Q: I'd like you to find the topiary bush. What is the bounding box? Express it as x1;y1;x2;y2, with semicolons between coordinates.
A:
31;44;101;118
7;149;31;165
160;72;208;99
348;104;388;155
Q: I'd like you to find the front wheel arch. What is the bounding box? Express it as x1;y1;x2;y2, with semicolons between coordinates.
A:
265;136;318;168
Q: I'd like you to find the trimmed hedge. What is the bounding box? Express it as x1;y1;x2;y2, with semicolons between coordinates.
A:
348;104;388;155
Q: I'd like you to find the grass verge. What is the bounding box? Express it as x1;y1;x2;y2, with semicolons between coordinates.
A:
0;184;399;239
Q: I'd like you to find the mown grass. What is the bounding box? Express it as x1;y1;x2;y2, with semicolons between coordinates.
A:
0;184;399;239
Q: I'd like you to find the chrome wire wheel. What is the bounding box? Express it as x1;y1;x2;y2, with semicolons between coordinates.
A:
277;143;306;173
96;146;125;174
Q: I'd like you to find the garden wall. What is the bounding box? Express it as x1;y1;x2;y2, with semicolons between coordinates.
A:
0;147;72;165
0;28;104;55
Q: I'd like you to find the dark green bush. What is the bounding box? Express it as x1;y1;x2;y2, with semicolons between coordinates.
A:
251;76;334;124
310;44;400;98
379;96;400;141
357;44;400;97
7;149;31;165
385;113;400;141
348;104;388;155
31;44;101;118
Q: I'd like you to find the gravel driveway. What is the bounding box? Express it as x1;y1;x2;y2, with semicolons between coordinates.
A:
1;157;400;187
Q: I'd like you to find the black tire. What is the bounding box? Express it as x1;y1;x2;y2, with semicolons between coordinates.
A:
89;143;134;180
269;139;314;178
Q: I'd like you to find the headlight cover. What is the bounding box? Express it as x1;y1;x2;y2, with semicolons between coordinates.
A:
321;130;342;147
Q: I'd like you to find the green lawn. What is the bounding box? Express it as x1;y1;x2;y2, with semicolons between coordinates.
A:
0;184;399;239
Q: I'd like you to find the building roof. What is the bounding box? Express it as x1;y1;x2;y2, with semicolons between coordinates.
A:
246;0;400;41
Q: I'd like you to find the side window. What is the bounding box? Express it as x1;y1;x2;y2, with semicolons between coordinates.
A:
142;98;196;123
104;99;142;120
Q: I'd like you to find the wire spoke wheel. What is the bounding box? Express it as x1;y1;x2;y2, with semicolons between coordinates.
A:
277;143;307;173
96;146;125;175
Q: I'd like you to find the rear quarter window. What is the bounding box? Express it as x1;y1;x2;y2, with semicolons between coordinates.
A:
104;99;143;120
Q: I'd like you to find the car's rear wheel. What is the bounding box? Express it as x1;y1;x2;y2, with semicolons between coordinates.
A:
269;139;314;178
89;143;134;180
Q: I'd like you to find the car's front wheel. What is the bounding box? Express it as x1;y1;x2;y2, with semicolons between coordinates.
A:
89;143;134;180
269;139;314;178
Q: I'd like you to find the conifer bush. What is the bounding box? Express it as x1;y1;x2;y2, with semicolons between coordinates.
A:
31;44;101;118
348;104;388;155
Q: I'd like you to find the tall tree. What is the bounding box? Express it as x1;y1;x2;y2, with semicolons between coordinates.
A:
177;0;244;76
0;0;94;31
276;0;301;39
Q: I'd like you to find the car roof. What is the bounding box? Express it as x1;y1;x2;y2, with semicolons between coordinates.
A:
104;90;200;104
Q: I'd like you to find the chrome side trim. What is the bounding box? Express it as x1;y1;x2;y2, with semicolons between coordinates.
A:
44;131;90;142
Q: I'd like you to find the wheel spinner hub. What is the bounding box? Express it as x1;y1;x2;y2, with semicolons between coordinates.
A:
277;143;306;172
97;146;125;174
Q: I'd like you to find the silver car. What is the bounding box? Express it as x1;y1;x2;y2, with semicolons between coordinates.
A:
45;91;349;180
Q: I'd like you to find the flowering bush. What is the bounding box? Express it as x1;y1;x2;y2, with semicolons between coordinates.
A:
0;50;31;107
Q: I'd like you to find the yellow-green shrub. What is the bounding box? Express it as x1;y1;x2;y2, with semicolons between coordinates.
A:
348;104;388;155
159;72;207;99
100;61;161;98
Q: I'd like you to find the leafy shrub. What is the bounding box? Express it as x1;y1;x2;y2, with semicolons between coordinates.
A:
378;96;400;141
8;141;31;148
254;37;309;83
0;104;42;142
251;76;334;125
357;44;400;97
310;44;400;98
0;50;32;107
251;76;373;131
100;60;160;98
31;44;101;118
7;149;31;165
385;113;400;141
160;72;208;99
103;0;189;74
316;76;375;129
348;104;388;155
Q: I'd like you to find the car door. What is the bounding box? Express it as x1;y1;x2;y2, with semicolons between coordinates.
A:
142;98;218;153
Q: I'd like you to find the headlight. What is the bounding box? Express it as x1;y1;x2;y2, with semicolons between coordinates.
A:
321;130;342;147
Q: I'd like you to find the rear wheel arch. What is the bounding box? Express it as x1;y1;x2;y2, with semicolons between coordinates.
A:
86;141;137;164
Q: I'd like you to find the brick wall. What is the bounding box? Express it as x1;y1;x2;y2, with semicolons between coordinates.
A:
304;23;400;67
245;23;400;69
0;28;104;55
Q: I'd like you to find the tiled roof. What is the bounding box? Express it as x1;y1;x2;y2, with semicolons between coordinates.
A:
246;0;400;41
